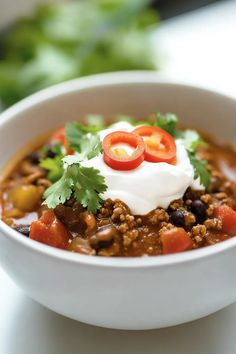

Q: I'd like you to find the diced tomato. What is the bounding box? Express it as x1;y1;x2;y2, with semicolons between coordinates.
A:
30;211;70;249
161;227;193;255
102;131;145;170
213;205;236;236
50;128;66;144
133;126;176;163
50;128;73;155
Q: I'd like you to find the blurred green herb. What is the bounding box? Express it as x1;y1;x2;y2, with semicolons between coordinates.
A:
39;142;64;182
0;0;159;108
40;156;64;183
66;122;102;159
155;112;178;137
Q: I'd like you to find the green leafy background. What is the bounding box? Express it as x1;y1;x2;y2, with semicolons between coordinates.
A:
0;0;159;108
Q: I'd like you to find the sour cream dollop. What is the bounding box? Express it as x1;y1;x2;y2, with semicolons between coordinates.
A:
82;122;203;215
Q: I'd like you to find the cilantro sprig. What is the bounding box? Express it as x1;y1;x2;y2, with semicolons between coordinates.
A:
42;122;106;213
40;122;102;183
66;122;102;159
155;112;211;188
43;164;107;213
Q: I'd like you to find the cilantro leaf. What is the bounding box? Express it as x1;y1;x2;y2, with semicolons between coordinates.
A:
73;166;107;213
66;122;84;151
42;163;107;213
62;155;80;167
39;142;64;182
43;170;74;208
66;122;102;159
181;130;210;188
78;134;102;160
40;156;64;182
155;112;178;137
188;152;210;188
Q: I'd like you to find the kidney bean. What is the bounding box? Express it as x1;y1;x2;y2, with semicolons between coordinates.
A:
89;225;118;249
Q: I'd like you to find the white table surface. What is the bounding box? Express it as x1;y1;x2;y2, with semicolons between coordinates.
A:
1;1;236;353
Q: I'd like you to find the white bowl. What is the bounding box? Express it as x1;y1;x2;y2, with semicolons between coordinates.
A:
1;72;236;330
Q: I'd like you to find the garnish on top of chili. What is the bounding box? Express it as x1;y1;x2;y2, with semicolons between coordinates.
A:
132;125;177;163
102;131;145;170
1;112;236;257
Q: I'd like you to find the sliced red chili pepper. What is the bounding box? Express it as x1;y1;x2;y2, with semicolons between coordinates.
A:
102;131;145;170
50;128;73;155
133;126;176;163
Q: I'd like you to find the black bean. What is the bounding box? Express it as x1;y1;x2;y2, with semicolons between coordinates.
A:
191;200;207;221
169;209;185;227
27;151;40;165
47;149;57;159
14;225;30;237
44;143;57;158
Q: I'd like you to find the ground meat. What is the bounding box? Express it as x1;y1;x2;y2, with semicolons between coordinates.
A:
204;218;222;231
147;208;169;224
191;224;207;237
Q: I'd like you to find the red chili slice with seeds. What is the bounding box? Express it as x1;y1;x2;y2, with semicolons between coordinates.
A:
102;131;145;170
133;125;176;163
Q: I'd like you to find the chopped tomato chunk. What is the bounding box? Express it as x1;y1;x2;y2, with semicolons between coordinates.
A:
213;205;236;236
50;128;73;155
30;211;70;249
161;227;193;255
50;128;66;145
